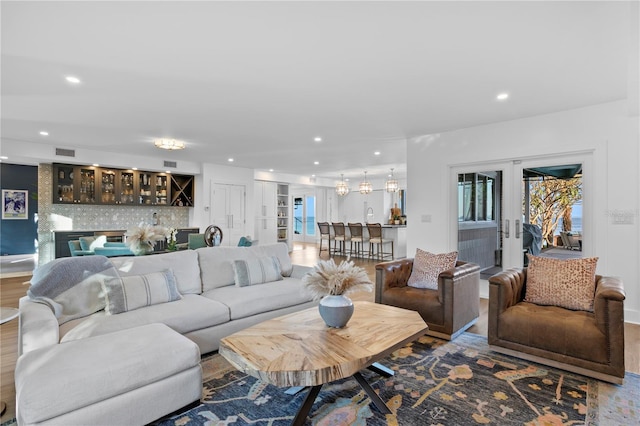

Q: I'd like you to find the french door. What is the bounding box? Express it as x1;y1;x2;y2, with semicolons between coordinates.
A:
293;195;316;243
452;152;591;273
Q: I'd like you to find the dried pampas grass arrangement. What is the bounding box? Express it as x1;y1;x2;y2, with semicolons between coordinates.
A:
302;258;373;300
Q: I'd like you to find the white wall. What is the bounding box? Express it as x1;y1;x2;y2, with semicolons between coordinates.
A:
407;100;639;323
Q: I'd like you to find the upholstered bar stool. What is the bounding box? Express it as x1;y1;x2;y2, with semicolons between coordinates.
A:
366;223;394;260
317;222;333;255
331;222;350;256
348;223;367;258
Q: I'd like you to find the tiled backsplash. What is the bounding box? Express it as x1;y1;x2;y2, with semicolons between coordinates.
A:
38;164;190;265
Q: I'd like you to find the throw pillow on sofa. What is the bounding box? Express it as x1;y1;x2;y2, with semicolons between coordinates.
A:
524;255;598;312
407;249;458;290
233;256;283;287
102;269;182;314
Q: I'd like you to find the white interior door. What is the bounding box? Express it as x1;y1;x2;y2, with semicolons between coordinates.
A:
212;183;246;247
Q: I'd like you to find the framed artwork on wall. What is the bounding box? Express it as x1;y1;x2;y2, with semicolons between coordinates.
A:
2;189;28;220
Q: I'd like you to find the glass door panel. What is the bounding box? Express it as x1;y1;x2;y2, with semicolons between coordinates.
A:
78;167;95;204
293;195;316;243
100;169;116;204
120;171;135;204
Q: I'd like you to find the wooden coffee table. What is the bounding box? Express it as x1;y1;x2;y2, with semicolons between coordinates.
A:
219;301;428;425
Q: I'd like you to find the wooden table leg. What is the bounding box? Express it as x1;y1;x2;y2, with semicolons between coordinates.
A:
291;385;322;426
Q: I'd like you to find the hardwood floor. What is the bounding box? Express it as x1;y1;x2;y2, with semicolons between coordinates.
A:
1;243;638;422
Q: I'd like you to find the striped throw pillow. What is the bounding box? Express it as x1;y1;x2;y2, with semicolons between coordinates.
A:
102;269;182;314
233;256;283;287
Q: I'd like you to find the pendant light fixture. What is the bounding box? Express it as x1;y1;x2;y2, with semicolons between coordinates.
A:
359;171;372;194
385;168;399;193
335;174;350;196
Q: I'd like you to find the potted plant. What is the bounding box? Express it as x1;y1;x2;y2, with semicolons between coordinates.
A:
302;258;372;327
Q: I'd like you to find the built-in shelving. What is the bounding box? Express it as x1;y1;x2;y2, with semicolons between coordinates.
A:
277;183;290;248
52;163;194;207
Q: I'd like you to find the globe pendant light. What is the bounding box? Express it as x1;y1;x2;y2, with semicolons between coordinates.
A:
385;168;399;193
335;174;350;196
359;171;372;194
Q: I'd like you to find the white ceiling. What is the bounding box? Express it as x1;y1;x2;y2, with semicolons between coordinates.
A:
1;1;633;180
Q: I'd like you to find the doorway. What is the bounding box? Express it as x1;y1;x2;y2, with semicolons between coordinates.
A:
293;195;316;243
453;153;589;274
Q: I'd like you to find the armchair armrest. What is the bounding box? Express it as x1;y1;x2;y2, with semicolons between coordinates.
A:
488;268;526;344
439;261;480;334
488;268;527;312
375;258;414;303
594;276;625;335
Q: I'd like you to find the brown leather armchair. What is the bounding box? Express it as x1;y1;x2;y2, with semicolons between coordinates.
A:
489;268;625;384
375;259;480;340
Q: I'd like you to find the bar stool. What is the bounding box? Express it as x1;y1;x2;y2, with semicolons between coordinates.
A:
348;223;367;258
366;223;394;260
331;222;350;256
317;222;333;255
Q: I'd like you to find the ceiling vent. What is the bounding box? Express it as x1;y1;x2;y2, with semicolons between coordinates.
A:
55;148;75;157
163;160;177;168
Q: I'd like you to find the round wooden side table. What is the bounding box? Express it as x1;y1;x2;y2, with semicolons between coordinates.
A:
0;307;20;416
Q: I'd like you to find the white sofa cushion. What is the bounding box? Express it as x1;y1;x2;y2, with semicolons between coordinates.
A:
102;269;182;314
198;246;259;291
110;250;202;295
252;243;293;277
16;323;200;425
203;277;313;320
60;294;229;342
198;243;293;292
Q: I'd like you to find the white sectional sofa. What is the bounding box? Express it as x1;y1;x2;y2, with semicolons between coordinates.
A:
16;243;316;425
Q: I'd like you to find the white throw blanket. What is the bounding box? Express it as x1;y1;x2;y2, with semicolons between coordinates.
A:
29;255;119;325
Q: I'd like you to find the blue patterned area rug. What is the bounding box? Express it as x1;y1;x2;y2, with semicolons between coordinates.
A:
154;333;638;425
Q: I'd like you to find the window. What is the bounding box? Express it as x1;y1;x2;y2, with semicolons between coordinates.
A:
458;173;496;222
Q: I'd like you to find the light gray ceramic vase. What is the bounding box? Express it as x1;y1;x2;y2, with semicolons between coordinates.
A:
318;295;354;328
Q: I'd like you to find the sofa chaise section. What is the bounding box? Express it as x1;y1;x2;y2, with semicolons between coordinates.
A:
16;323;201;426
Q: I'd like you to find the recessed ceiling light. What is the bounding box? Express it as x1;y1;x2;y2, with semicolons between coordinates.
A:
165;171;171;174
374;151;381;156
228;158;234;162
132;167;138;170
0;156;8;160
312;174;316;177
314;137;322;142
269;169;274;172
92;163;99;167
496;92;509;101
65;76;81;84
39;131;49;136
345;178;350;182
313;161;319;165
